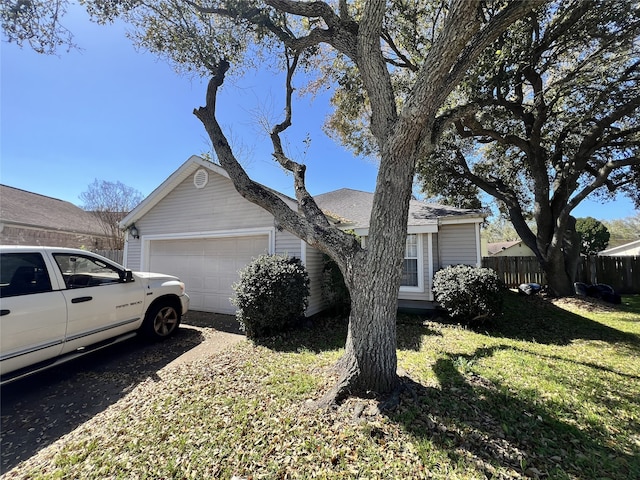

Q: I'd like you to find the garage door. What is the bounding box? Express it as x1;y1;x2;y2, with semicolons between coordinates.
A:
148;235;269;314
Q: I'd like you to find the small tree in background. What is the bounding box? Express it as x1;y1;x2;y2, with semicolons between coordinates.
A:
79;179;144;250
576;217;610;255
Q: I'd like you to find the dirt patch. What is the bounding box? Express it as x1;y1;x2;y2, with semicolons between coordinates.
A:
548;295;621;313
0;312;244;475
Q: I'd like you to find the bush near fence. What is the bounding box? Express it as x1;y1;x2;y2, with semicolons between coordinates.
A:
482;255;640;294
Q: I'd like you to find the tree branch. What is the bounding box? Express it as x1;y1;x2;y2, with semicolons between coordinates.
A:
268;51;330;228
567;156;640;212
453;149;540;257
193;60;359;266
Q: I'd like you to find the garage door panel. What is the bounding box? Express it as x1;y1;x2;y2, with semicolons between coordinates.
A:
149;235;269;314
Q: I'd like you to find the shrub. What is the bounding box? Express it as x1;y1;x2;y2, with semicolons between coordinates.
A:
232;254;310;339
432;264;504;324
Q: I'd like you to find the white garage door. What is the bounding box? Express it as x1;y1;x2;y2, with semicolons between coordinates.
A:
148;235;269;314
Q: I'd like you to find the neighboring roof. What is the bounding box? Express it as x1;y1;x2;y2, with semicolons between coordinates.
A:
599;239;640;256
0;184;106;236
119;155;297;229
486;241;521;255
313;188;484;231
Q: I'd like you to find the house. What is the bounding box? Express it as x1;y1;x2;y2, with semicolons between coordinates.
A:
484;240;535;257
119;155;485;315
598;239;640;256
0;184;111;249
313;188;485;306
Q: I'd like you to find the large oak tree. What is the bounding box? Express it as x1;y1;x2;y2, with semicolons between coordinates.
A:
416;0;640;295
2;0;543;402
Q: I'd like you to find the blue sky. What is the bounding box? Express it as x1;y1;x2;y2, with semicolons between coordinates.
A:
1;4;636;222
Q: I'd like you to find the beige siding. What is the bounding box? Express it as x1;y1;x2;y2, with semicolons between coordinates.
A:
275;230;302;258
492;242;535;257
138;172;274;235
123;240;142;271
304;244;328;316
275;231;327;316
432;233;440;271
438;223;479;267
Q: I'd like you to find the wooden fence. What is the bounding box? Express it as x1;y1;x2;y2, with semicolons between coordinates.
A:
482;255;640;294
93;249;124;265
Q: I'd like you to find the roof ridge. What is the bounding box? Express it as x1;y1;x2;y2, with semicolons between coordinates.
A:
0;184;70;204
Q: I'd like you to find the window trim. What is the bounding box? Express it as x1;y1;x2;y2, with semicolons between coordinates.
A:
358;234;425;293
400;233;424;293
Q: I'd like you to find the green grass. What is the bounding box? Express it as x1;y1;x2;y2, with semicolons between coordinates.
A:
16;294;640;479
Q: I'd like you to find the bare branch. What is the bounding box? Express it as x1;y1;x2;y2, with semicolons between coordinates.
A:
193;60;357;263
268;52;330;227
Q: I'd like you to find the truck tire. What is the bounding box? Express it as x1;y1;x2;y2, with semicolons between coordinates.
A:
141;300;180;340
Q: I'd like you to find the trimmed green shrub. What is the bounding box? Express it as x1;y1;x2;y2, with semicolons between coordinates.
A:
232;254;310;339
432;264;504;324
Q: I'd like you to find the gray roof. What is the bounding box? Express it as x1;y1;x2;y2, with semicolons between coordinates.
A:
0;184;106;236
313;188;483;229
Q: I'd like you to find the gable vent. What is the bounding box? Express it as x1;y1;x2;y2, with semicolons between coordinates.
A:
193;169;209;189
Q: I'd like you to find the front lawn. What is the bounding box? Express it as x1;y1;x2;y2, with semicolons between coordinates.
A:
7;294;640;479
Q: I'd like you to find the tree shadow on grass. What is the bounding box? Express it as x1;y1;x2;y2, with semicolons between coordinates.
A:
252;315;349;354
381;345;639;479
253;313;442;353
1;324;210;475
480;292;640;350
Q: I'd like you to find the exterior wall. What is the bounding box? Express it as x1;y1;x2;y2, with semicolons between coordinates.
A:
274;230;326;316
1;224;111;250
123;239;142;270
432;233;440;271
274;229;302;257
138;171;274;235
123;169;326;317
599;240;640;256
124;171;275;270
438;223;480;268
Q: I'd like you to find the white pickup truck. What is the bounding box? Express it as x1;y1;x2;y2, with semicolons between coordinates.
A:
0;246;190;384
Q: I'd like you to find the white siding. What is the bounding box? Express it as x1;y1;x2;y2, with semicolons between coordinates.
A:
438;223;479;267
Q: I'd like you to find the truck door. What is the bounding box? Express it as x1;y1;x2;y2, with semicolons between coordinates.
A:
51;252;145;354
0;252;67;376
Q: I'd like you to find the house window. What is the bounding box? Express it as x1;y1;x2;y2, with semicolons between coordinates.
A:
401;234;419;288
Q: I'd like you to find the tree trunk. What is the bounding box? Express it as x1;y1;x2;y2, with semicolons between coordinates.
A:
543;248;576;297
562;216;581;287
325;265;400;403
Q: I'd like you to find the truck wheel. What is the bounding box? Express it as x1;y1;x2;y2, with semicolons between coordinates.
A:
141;301;180;340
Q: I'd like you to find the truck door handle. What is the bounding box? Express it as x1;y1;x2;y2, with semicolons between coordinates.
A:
0;310;9;316
71;296;93;304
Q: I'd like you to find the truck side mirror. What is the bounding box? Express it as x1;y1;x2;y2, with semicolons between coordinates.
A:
121;270;134;283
